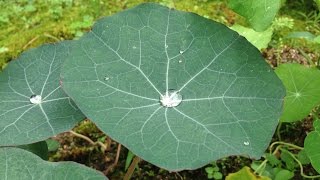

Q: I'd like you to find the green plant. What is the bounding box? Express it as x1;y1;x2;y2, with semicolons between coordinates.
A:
205;162;223;179
1;2;320;179
0;2;285;177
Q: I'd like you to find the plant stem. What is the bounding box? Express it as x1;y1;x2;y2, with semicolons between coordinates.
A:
123;156;141;180
280;148;320;179
254;145;281;175
69;130;107;151
269;141;303;152
104;143;121;175
276;122;282;141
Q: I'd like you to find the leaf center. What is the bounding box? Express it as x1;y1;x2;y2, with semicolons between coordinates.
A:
160;90;182;107
30;95;42;104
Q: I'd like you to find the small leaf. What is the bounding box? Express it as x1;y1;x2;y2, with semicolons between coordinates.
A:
61;3;285;170
265;154;281;166
213;171;223;179
228;0;281;31
125;150;135;171
0;42;85;146
205;167;215;174
274;169;294;180
0;147;107;180
297;149;310;165
280;150;297;170
275;63;320;122
230;24;273;50
46;138;60;152
305;120;320;173
226;166;271;180
286;31;316;40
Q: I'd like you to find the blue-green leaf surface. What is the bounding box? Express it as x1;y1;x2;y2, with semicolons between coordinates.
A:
61;3;285;170
0;147;107;180
0;42;85;146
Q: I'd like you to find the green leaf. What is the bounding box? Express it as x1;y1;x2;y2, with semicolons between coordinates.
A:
125;150;135;171
274;169;294;180
228;0;281;31
230;24;273;50
305;120;320;173
275;63;320;122
226;166;271;180
18;141;48;160
61;3;285;170
265;154;281;166
297;149;310;165
286;31;316;40
280;150;297;170
46;138;60;152
213;171;223;179
0;42;85;146
0;147;107;180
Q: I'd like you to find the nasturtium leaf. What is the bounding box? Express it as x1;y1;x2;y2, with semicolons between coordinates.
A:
228;0;281;32
305;120;320;174
275;63;320;122
226;166;270;180
0;147;107;180
230;24;273;50
0;42;85;146
61;3;285;170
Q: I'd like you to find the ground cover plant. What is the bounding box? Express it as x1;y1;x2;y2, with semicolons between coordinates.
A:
0;0;320;179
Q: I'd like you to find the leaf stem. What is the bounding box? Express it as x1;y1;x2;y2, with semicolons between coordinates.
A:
269;141;303;152
123;156;141;180
69;130;107;151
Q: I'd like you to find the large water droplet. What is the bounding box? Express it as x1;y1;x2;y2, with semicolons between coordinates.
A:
160;90;182;107
30;95;42;104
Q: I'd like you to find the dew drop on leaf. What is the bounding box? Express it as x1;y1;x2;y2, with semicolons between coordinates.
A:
243;141;250;146
30;95;42;104
160;90;182;107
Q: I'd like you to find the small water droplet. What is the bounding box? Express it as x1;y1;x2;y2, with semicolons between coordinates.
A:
244;141;250;146
267;6;271;9
165;44;168;48
30;95;42;104
178;60;183;63
179;50;184;54
104;77;110;81
160;90;182;107
132;46;137;49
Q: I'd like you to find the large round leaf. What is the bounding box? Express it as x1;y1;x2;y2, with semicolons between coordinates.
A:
61;3;285;170
0;42;85;146
0;147;106;180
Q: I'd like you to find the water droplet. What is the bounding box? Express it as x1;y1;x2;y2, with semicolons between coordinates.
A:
244;141;250;146
267;6;271;9
165;44;168;48
30;95;42;104
178;60;183;63
160;90;182;107
179;50;184;54
295;92;301;97
132;46;137;49
104;76;110;81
